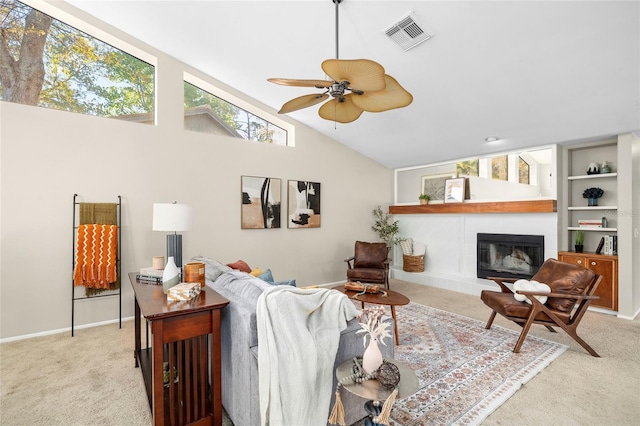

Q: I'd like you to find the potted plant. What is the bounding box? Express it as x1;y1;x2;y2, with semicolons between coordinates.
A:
418;194;430;205
582;187;604;206
575;230;584;253
371;206;404;248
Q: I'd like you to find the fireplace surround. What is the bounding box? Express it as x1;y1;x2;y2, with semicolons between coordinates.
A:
477;233;544;279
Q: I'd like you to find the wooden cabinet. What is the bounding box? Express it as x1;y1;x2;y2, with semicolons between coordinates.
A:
558;251;618;311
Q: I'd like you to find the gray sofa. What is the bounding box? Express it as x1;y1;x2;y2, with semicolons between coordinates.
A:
194;257;394;426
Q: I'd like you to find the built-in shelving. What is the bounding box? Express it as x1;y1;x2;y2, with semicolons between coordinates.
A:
563;142;618;311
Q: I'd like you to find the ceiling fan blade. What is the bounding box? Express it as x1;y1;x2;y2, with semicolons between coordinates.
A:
278;93;329;114
351;74;413;112
318;95;364;123
268;78;333;88
321;59;386;92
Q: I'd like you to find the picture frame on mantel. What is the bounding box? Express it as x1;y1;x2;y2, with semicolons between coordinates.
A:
421;173;455;203
444;177;467;203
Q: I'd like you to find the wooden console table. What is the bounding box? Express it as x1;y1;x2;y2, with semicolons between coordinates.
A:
128;273;229;426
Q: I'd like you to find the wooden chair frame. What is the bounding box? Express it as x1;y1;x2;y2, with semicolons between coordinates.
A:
484;274;602;357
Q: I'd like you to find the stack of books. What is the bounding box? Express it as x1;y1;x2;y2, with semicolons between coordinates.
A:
596;235;617;255
578;219;603;228
137;267;163;285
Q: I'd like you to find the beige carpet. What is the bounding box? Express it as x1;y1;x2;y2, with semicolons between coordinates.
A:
1;279;639;425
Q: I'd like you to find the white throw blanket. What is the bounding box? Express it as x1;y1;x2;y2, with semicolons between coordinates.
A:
257;285;359;426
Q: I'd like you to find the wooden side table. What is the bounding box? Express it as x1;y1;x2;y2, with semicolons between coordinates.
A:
128;273;229;426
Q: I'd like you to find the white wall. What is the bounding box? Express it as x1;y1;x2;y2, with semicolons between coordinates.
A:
390;213;558;295
0;7;393;339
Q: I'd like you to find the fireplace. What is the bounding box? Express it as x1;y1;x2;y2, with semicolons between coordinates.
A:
477;233;544;279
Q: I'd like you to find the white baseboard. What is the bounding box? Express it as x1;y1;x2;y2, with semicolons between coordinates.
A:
0;316;134;344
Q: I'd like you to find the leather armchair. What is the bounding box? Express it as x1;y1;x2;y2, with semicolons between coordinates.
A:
481;258;602;356
345;241;390;289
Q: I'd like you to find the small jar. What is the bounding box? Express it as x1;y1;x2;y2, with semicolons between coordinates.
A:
602;217;608;228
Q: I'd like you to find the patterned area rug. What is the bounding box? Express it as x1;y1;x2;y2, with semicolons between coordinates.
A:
387;303;567;425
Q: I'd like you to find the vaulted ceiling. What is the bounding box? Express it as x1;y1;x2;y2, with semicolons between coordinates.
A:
65;0;640;169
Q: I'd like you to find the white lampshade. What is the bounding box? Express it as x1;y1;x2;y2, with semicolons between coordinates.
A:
152;203;193;232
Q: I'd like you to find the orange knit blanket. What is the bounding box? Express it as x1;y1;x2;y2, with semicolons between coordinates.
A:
73;224;118;288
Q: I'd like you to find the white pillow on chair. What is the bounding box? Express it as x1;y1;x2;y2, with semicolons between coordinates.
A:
513;279;551;305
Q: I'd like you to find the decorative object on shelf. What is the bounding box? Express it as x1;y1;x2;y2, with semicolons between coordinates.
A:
153;202;193;268
371;206;404;247
586;162;600;175
357;306;392;374
444;177;467;203
574;230;584;253
601;161;611;174
421;172;455;202
162;256;180;294
582;187;604;206
418;194;430;205
601;216;608;228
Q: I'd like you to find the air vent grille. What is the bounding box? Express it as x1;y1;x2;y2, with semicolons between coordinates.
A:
385;12;432;51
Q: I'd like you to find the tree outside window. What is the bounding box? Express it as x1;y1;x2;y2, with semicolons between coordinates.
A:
0;0;155;121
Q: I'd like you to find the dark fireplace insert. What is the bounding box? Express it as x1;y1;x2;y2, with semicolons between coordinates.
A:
477;233;544;280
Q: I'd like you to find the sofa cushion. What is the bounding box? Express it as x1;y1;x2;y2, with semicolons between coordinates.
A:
258;269;274;283
227;259;252;273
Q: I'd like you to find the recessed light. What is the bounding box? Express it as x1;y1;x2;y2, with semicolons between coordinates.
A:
485;136;499;143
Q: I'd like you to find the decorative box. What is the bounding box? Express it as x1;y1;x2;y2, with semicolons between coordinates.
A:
167;282;201;302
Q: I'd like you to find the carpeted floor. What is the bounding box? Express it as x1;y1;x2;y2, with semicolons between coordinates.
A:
1;279;638;425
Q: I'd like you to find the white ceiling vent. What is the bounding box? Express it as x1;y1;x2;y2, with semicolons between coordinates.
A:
385;13;432;51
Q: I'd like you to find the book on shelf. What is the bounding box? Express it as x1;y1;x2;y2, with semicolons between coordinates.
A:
578;219;603;228
595;237;604;254
600;235;618;255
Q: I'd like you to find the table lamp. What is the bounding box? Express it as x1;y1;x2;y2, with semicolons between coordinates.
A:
152;202;193;269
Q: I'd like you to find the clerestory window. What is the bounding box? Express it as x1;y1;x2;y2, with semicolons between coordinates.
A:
184;80;288;146
0;0;155;123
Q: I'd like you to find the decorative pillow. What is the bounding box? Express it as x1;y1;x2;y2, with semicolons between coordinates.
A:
274;279;297;287
250;268;263;277
227;260;251;273
258;269;274;283
399;238;413;256
513;279;551;305
354;241;388;269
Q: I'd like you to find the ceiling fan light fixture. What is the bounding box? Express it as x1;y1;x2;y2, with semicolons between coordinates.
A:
267;0;413;123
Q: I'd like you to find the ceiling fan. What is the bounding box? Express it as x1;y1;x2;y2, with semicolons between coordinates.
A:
267;0;413;124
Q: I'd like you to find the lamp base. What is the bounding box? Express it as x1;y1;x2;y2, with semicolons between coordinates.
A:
167;234;183;269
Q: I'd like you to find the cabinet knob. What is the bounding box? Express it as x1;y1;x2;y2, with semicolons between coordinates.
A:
591;261;597;266
577;260;582;264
